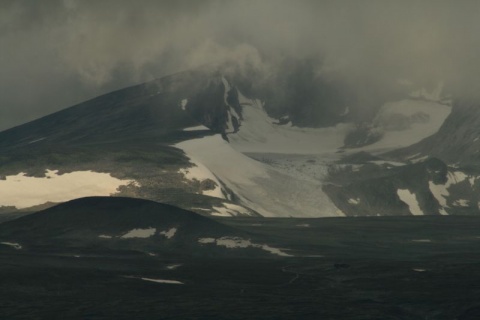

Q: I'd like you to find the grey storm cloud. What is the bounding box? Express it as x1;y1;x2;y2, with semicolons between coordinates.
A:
1;0;480;130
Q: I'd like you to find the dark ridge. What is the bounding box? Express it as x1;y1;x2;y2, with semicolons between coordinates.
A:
0;196;238;240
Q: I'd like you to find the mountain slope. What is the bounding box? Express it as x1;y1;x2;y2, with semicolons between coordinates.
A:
0;66;260;216
176;134;341;217
0;63;461;217
389;100;480;165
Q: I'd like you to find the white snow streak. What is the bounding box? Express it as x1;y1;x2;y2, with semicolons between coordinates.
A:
28;137;46;144
183;125;209;131
397;189;423;215
141;278;184;285
166;264;182;270
0;242;22;250
348;198;360;205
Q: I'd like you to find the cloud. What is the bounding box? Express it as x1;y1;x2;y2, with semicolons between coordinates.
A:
1;0;480;130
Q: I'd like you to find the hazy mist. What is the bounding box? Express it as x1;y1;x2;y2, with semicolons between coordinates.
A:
1;0;480;130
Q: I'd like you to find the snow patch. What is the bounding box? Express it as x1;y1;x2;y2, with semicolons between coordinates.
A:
221;77;242;133
429;181;448;208
179;158;226;199
180;99;188;110
469;177;476;187
229;88;450;156
198;238;216;244
406;153;421;160
140;278;184;285
409;81;447;103
397;189;423;215
190;207;210;211
159;228;177;239
0;170;138;209
229;90;349;155
28;137;46;144
365;99;451;152
439;208;449;216
121;228;156;239
411;239;432;243
410;155;429;164
369;160;405;167
210;208;232;217
183;125;209;131
224;203;250;215
0;242;22;250
453;199;469;207
348;198;360;205
98;235;112;239
216;237;252;248
212;203;251;217
176;135;339;217
198;236;292;257
296;224;310;227
166;264;182;270
429;171;470;210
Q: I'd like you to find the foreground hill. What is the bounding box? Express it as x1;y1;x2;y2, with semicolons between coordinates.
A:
0;197;290;257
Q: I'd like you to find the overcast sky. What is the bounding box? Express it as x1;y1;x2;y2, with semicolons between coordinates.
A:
1;0;480;130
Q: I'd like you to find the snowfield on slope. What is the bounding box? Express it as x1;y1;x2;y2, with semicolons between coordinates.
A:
175;135;341;217
429;171;473;215
228;88;451;156
361;99;452;152
228;90;349;156
0;170;138;209
397;189;424;215
179;157;226;199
